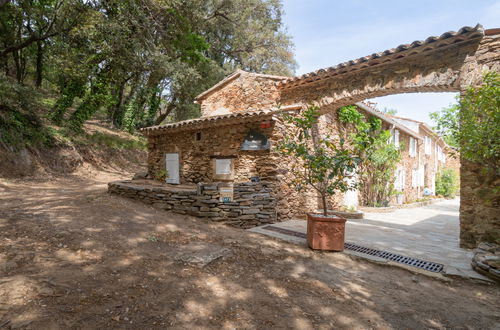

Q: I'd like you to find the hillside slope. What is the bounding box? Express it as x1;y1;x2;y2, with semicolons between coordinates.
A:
0;120;147;179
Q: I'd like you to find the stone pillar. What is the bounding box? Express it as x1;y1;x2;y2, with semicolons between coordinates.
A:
459;159;500;248
458;32;500;248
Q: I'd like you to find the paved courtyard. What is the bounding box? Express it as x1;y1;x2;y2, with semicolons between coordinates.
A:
250;199;490;281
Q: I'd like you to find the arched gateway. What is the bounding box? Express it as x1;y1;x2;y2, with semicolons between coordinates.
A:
133;25;498;249
275;25;499;248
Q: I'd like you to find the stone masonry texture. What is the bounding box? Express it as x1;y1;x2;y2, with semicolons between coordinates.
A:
139;30;499;247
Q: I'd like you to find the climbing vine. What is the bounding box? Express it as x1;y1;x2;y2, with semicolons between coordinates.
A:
338;105;402;207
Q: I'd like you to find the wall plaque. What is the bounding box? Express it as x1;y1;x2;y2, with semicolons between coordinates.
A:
215;158;232;175
219;184;234;203
241;129;271;150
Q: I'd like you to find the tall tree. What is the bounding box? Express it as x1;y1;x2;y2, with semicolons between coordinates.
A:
1;0;296;132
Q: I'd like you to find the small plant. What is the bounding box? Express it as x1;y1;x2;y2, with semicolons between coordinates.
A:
278;105;360;216
155;170;168;182
147;236;159;242
435;168;459;198
344;205;357;212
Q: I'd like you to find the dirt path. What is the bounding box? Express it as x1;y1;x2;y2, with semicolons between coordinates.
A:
1;172;499;329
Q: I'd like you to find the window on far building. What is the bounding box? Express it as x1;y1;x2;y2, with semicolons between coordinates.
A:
395;168;405;191
437;145;443;162
424;136;431;155
409;137;417;157
411;168;418;188
392;129;400;147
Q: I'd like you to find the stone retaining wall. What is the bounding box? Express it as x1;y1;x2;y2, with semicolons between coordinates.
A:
108;180;277;228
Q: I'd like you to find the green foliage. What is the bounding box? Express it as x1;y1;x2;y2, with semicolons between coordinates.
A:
338;105;402;207
155;170;168;182
430;72;499;166
430;103;460;148
459;72;499;168
0;77;54;149
278;105;360;216
435;168;459;198
1;0;296;134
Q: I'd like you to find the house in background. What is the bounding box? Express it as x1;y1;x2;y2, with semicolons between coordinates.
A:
348;102;460;208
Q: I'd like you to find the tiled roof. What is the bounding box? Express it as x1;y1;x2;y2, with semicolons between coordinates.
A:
194;69;290;102
277;25;484;89
355;102;421;139
140;109;278;135
385;113;450;147
141;104;302;135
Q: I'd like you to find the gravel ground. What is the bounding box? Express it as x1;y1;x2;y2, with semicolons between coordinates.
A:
1;171;499;329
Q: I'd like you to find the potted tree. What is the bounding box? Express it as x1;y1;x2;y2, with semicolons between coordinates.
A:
278;105;360;251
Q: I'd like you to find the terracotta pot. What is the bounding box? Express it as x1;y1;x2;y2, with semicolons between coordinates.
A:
307;213;347;251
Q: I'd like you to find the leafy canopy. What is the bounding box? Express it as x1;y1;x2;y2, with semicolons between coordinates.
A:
0;0;296;137
430;71;499;168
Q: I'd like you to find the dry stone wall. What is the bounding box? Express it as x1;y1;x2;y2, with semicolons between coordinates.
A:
147;122;277;184
108;180;277;228
198;72;282;117
458;34;500;248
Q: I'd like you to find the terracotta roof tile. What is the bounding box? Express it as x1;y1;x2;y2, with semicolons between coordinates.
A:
141;103;304;135
278;25;484;89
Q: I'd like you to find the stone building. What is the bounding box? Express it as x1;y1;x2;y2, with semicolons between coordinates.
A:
142;73;457;219
346;102;459;207
138;25;498;247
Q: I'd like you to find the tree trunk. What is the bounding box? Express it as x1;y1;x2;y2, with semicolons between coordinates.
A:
110;80;126;127
35;41;43;87
154;102;176;125
321;194;328;216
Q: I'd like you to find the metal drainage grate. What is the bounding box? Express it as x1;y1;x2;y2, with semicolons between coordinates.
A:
262;225;444;273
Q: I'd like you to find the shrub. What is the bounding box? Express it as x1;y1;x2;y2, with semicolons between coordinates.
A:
337;105;402;207
0;77;54;149
278;105;360;215
435;168;459;198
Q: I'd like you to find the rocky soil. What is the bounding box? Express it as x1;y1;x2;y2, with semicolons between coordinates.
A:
1;170;499;329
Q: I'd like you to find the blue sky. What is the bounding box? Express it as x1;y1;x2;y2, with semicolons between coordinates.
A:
282;0;500;124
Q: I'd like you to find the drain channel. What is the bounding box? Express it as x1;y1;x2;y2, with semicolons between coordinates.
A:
262;225;444;273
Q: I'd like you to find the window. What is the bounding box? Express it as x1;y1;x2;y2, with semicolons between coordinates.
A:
419;167;425;187
424;136;431;155
437;145;444;162
195;132;202;141
392;129;400;147
215;159;232;175
411;168;418;188
395;168;405;191
409;137;417;157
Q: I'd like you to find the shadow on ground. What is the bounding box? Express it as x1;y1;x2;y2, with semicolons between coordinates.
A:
1;175;499;329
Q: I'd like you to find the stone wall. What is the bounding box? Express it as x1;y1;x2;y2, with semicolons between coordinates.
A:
145;116;327;222
108;180;277;228
197;71;283;117
458;33;500;248
147;121;277;184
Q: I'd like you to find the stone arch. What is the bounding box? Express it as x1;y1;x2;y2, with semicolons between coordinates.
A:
276;25;500;247
278;26;498;115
